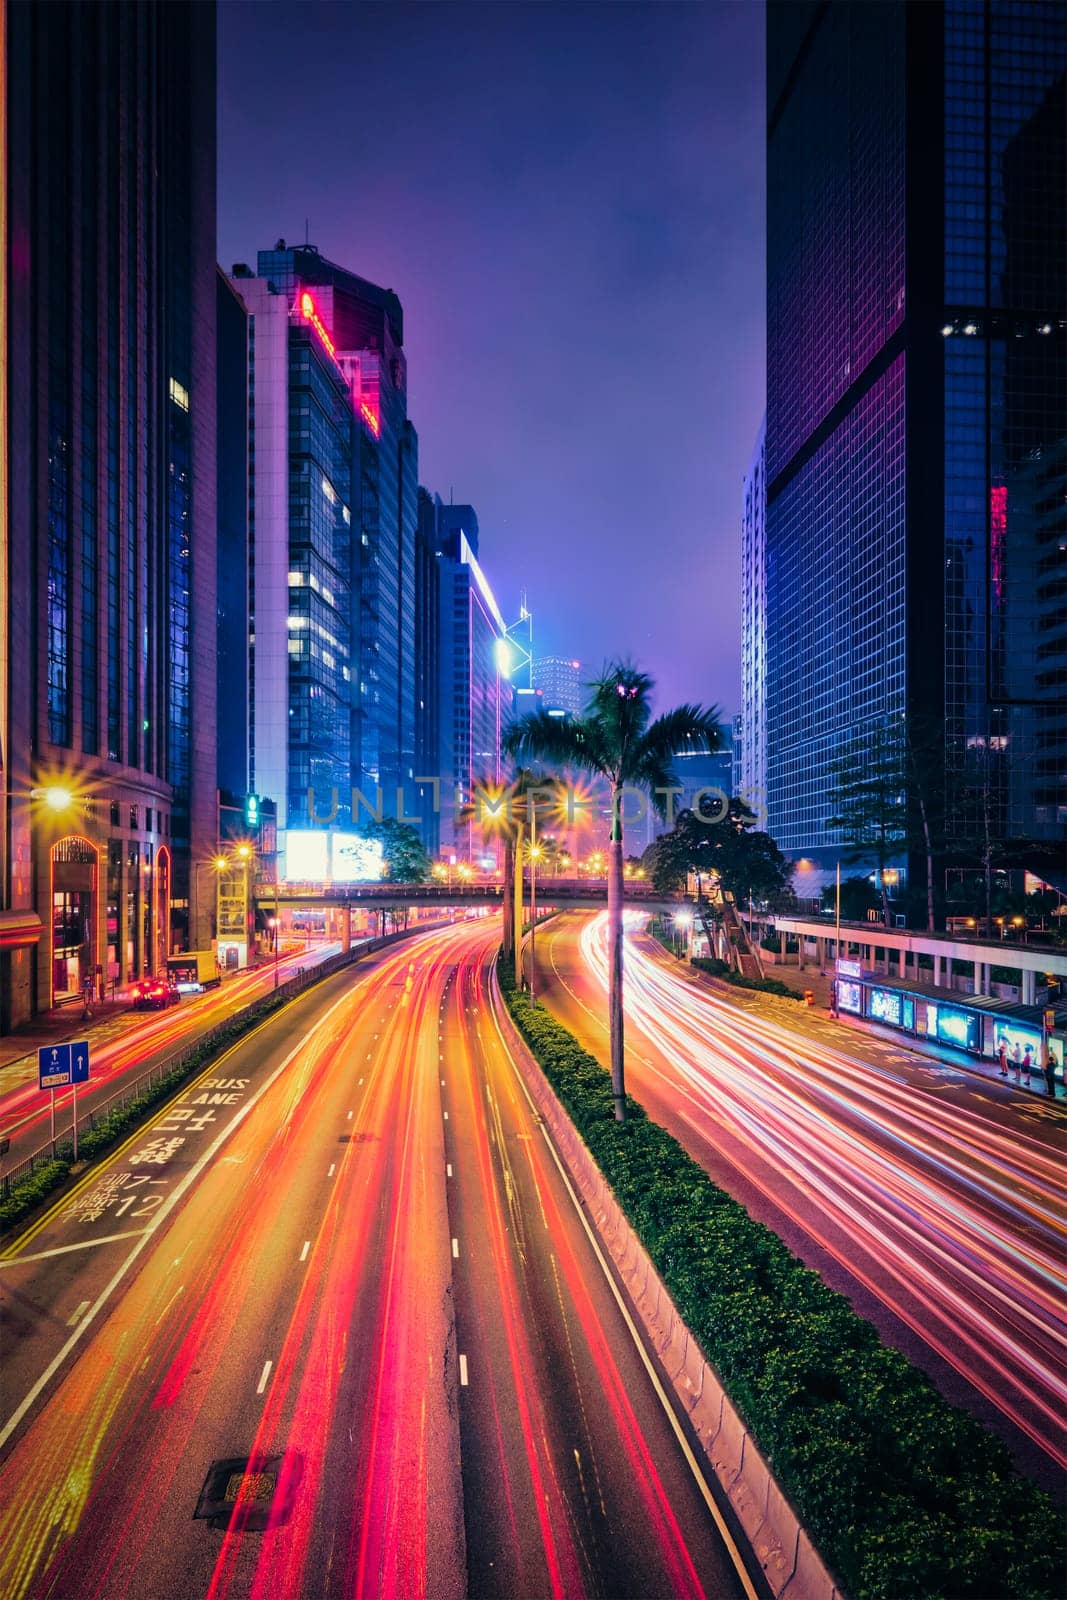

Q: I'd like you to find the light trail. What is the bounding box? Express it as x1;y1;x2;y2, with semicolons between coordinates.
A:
570;913;1067;1470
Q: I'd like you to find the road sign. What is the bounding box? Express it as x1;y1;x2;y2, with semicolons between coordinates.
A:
71;1040;91;1083
39;1043;72;1091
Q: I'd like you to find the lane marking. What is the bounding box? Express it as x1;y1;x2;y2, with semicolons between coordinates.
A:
0;975;373;1452
451;1238;460;1258
347;1110;353;1120
459;1353;468;1387
66;1300;90;1328
488;963;761;1600
0;1229;152;1269
328;1163;336;1178
299;1240;310;1262
446;1163;453;1178
443;1110;449;1121
257;1359;273;1395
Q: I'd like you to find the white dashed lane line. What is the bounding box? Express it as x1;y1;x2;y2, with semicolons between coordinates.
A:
256;1360;273;1395
451;1238;460;1258
459;1353;469;1387
299;1240;310;1262
328;1163;336;1178
66;1300;91;1328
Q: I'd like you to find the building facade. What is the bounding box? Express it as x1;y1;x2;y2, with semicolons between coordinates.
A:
254;244;419;827
414;488;441;855
216;270;250;801
433;501;506;857
229;269;356;860
532;656;584;719
739;417;766;817
764;0;1066;901
2;0;218;1026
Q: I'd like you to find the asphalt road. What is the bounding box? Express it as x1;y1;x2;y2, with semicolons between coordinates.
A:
0;921;757;1600
532;912;1067;1493
0;942;344;1172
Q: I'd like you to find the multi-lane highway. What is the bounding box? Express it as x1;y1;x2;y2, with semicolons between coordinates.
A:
534;912;1067;1488
0;922;757;1600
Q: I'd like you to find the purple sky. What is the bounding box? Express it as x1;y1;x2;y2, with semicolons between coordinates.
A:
217;1;765;717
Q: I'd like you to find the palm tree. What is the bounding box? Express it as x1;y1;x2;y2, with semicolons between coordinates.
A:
503;661;721;1121
459;769;562;966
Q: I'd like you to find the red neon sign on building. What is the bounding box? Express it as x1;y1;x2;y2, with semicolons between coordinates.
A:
990;485;1007;603
299;290;336;359
359;399;380;438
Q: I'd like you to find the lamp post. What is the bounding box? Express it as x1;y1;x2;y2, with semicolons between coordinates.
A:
528;813;542;1006
192;855;228;952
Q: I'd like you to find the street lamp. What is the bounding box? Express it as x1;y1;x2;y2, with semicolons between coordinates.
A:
191;855;228;951
268;914;279;990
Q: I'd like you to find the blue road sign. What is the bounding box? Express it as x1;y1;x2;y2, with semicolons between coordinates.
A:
39;1043;72;1091
71;1040;91;1084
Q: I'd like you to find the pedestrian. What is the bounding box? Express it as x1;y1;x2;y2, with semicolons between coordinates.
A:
997;1038;1008;1077
1022;1044;1033;1084
1044;1050;1058;1099
1011;1041;1023;1079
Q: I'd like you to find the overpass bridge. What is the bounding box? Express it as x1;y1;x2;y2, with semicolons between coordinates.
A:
252;877;692;914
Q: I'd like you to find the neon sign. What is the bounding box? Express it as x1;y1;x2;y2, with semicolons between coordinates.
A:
299;291;336;359
359;400;380;438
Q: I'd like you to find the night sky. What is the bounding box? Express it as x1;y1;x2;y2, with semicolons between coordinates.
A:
217;0;765;717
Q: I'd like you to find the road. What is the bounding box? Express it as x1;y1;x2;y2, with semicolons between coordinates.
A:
0;943;346;1169
533;912;1067;1490
0;921;756;1600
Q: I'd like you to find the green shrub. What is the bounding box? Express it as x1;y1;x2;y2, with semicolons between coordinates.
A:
498;960;1063;1600
691;956;804;1000
0;1159;71;1227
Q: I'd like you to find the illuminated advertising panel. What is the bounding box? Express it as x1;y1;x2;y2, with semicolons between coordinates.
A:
990;1022;1058;1067
838;980;863;1014
837;958;862;979
331;833;385;883
868;987;903;1027
935;1007;980;1053
284;830;329;882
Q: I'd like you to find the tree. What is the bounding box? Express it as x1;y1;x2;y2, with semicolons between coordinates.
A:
821;874;881;921
646;801;793;907
364;818;431;884
827;726;906;924
503;660;721;1122
461;770;564;962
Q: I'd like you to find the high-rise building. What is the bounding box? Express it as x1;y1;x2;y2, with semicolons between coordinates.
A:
764;0;1065;898
532;656;584;719
216;270;250;801
254;244;419;824
433;501;506;857
414;489;441;855
2;0;218;1026
739;418;766;816
229;268;355;853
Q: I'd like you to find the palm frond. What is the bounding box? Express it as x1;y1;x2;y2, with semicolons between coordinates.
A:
502;710;610;778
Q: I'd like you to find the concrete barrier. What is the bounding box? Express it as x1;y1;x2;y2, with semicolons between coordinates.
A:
491;977;845;1600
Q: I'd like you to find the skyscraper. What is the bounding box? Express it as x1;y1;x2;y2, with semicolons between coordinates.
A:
763;0;1065;901
414;488;441;855
432;501;506;858
532;656;584;719
2;0;217;1025
739;418;766;817
253;244;419;824
229;268;355;850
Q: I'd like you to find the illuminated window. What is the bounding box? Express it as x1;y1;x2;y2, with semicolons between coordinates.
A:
169;377;190;411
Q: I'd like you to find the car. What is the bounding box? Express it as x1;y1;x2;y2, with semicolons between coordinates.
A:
131;976;181;1010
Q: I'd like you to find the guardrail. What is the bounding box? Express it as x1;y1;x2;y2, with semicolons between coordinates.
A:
1;927;437;1199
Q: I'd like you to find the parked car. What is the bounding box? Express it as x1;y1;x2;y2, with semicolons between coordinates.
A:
131;975;181;1010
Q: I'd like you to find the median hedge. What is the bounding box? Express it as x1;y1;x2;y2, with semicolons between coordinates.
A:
498;958;1063;1600
691;954;803;1000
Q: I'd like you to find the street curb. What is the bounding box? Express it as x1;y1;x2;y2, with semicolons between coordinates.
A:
490;973;845;1600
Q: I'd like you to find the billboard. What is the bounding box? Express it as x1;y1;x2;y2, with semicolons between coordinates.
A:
284;831;329;882
331;834;385;883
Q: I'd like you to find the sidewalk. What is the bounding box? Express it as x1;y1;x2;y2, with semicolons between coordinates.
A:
682;952;1063;1103
0;994;135;1074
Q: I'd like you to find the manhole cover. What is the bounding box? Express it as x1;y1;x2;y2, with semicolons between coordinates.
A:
194;1455;299;1531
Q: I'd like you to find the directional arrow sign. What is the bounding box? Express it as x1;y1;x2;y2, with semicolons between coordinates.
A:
70;1041;91;1084
39;1043;72;1091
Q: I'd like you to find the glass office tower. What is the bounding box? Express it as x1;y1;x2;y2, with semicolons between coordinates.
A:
3;0;217;1025
764;0;1065;900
